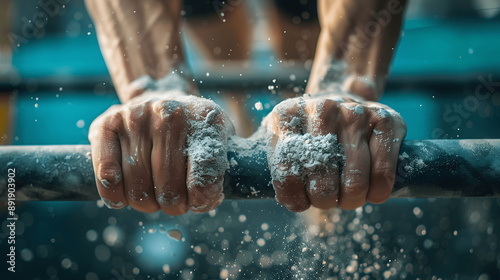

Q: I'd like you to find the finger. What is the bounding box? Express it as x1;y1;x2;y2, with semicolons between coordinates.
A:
367;107;407;204
121;105;159;213
338;103;371;210
304;99;340;210
88;113;128;209
269;99;310;212
265;98;306;147
151;100;188;215
185;108;228;213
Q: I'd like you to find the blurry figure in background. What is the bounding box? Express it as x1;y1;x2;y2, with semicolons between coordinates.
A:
0;0;12;145
0;0;12;73
85;0;407;216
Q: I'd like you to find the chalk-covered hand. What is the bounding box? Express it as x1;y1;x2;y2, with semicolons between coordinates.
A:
88;91;233;215
263;94;406;212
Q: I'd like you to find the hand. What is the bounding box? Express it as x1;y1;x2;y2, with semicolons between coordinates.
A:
88;91;233;215
263;94;407;212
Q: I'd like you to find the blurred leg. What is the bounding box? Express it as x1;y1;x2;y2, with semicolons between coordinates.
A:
267;0;320;63
0;0;12;61
0;0;13;145
184;1;255;137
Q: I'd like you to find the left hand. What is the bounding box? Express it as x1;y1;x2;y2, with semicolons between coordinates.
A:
262;94;407;212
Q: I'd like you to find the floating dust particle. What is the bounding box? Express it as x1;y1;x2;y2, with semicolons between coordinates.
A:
167;229;183;241
255;102;263;111
287;205;417;279
76;119;85;128
238;215;247;222
162;264;170;274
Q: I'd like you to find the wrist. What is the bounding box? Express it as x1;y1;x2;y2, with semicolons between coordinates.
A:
305;33;382;102
123;66;197;103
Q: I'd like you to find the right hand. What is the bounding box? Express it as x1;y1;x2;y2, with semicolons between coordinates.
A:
262;94;407;212
88;91;233;215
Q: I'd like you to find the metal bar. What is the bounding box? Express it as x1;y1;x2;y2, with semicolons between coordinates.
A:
0;139;499;201
0;66;496;92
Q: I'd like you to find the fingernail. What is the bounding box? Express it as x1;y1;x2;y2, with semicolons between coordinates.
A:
100;179;111;188
102;198;124;209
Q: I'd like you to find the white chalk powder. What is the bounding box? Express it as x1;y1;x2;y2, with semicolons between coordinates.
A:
185;119;229;186
183;99;230;189
269;133;345;184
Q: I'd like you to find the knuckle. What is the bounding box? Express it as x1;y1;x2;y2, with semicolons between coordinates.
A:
312;99;339;126
341;112;360;126
373;165;395;179
156;191;183;207
273;99;297;118
89;113;123;139
321;99;340;114
203;107;226;126
342;182;369;200
122;105;147;129
309;183;338;199
104;113;124;132
340;103;365;126
127;188;153;203
375;113;395;128
153;100;185;120
371;107;394;122
97;163;122;187
188;182;223;200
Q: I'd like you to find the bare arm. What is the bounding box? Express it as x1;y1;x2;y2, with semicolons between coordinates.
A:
86;0;232;215
85;0;190;102
307;0;406;101
264;0;408;212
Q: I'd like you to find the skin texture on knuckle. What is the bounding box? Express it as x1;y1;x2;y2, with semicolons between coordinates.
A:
319;98;341;115
308;186;339;210
97;163;122;189
121;104;148;132
368;105;395;124
156;191;183;207
89;112;123;142
342;181;369;201
127;187;153;204
189;183;224;213
339;103;368;127
308;176;339;196
307;99;341;133
153;99;185;121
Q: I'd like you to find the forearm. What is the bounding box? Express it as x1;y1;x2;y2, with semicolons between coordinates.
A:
85;0;189;102
306;0;406;101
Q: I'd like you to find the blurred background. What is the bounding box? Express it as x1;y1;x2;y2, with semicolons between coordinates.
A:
0;0;500;279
